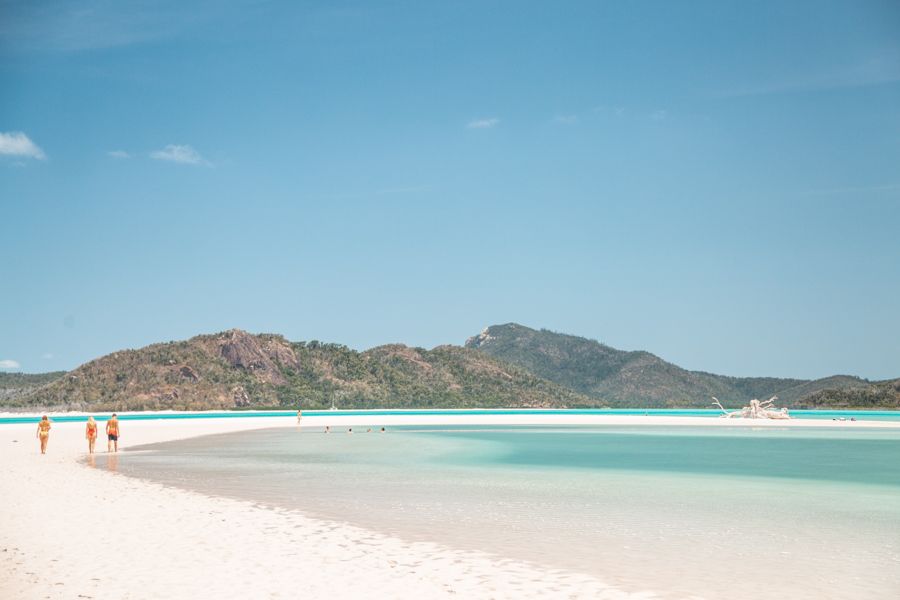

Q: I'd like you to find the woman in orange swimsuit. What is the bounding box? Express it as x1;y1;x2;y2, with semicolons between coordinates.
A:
36;415;51;454
85;416;98;454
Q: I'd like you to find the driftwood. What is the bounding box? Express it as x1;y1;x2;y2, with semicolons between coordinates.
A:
711;396;791;419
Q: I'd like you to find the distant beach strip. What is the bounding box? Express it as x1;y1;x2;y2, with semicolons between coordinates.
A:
2;408;900;425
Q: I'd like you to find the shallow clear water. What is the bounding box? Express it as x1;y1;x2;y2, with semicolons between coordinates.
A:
106;426;900;599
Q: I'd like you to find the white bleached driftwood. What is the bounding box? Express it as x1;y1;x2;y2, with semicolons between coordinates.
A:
711;396;791;419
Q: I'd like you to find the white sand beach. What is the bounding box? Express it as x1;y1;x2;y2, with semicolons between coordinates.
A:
1;412;897;600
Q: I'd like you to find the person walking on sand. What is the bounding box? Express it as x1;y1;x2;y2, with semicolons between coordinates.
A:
106;413;120;453
85;416;98;454
36;415;51;454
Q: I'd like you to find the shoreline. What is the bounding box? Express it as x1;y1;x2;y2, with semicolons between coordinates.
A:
0;416;657;600
3;414;898;599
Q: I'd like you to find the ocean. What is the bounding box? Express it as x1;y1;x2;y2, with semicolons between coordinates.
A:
104;424;900;599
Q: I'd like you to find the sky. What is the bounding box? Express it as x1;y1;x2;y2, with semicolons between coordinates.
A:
1;0;899;380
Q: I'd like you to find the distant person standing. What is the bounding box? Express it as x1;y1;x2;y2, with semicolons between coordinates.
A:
85;416;98;454
297;409;302;425
106;413;120;452
36;415;51;454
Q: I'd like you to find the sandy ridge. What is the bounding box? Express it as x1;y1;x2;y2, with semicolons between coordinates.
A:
0;416;690;600
2;412;896;599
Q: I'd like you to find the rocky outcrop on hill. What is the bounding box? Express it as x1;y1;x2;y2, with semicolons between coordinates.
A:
217;329;299;385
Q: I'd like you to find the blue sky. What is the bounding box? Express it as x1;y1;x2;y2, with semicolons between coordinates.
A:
1;0;899;380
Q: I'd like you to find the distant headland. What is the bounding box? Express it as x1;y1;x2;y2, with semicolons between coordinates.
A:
2;324;897;411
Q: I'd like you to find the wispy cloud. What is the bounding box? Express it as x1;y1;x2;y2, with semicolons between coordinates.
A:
718;50;900;98
0;359;21;369
466;118;499;129
1;0;197;53
42;353;54;360
552;115;579;125
592;105;626;117
376;185;432;195
107;150;131;159
650;109;668;121
802;183;900;197
150;144;211;166
0;132;46;160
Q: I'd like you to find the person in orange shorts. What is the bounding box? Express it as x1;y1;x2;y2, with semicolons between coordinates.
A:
85;416;98;454
36;415;51;454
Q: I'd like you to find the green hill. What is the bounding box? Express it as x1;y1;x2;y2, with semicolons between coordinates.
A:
800;378;900;409
0;371;66;403
465;323;872;408
4;325;892;411
9;329;590;411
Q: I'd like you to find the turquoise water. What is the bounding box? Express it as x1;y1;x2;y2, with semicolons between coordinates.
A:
106;425;900;599
5;407;900;424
